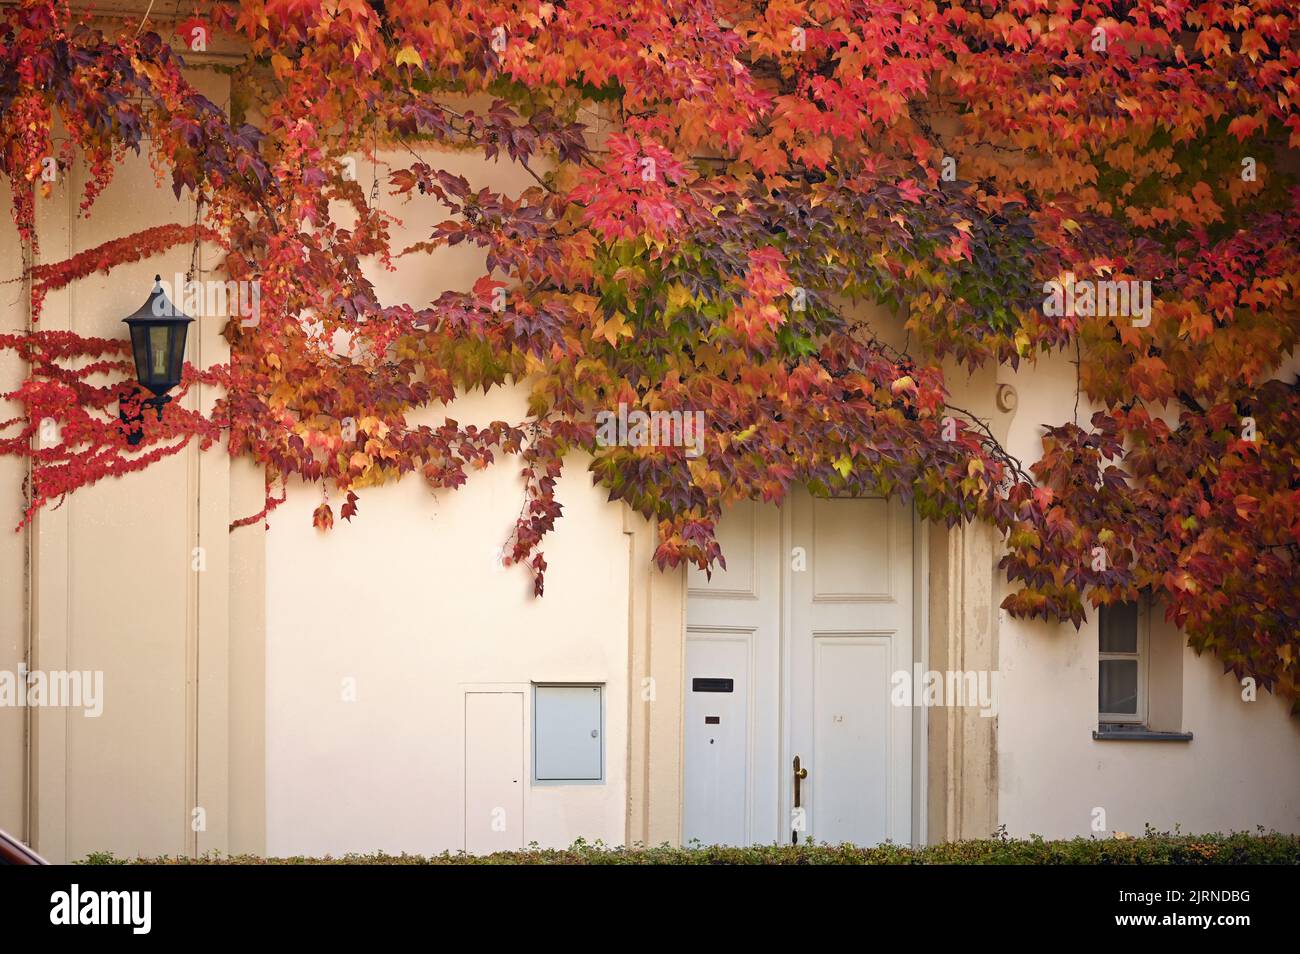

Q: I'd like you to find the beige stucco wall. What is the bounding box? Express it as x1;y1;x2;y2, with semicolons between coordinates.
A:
254;138;646;853
0;64;258;864
995;350;1300;838
263;386;634;854
3;110;245;863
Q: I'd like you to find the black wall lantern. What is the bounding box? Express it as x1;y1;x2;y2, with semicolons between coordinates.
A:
119;274;194;445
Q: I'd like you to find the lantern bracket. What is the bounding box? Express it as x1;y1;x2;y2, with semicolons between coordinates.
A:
118;386;172;447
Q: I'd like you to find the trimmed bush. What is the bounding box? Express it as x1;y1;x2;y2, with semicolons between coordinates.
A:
80;830;1299;865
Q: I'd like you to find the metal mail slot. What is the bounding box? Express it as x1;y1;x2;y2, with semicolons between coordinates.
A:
692;678;734;693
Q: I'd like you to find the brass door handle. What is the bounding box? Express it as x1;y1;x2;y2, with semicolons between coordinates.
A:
792;756;808;845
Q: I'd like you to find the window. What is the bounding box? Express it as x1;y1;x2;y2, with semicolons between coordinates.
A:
532;684;604;783
1098;602;1146;724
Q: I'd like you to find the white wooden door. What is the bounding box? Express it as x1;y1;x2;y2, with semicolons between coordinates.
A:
464;691;525;853
684;501;781;845
788;494;913;845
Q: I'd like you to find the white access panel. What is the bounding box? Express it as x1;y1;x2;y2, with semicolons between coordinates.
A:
683;634;750;846
464;692;525;854
533;685;603;781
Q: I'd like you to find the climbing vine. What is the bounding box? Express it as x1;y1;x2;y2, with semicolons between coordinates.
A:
2;0;1298;706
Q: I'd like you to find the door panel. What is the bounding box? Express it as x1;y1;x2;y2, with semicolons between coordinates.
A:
812;635;893;845
810;496;894;600
464;692;524;853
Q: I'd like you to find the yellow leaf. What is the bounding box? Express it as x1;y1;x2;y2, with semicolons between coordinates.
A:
569;293;599;317
665;283;694;314
594;312;632;346
395;46;423;68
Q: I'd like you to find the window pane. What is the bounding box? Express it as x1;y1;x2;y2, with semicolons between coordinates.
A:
1099;659;1139;714
1099;602;1138;653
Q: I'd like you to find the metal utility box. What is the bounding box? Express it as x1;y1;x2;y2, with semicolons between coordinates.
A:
532;684;604;782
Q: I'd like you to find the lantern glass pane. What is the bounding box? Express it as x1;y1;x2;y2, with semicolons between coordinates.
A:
149;325;169;381
130;326;150;386
168;323;188;386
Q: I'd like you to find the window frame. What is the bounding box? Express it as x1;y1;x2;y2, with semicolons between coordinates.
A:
1098;600;1149;725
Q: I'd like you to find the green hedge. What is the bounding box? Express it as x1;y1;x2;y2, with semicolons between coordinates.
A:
81;830;1298;865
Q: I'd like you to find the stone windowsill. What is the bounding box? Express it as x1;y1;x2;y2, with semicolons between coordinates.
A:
1092;725;1193;742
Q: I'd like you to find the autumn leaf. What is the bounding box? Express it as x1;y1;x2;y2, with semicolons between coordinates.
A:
313;503;334;532
395;46;423;68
